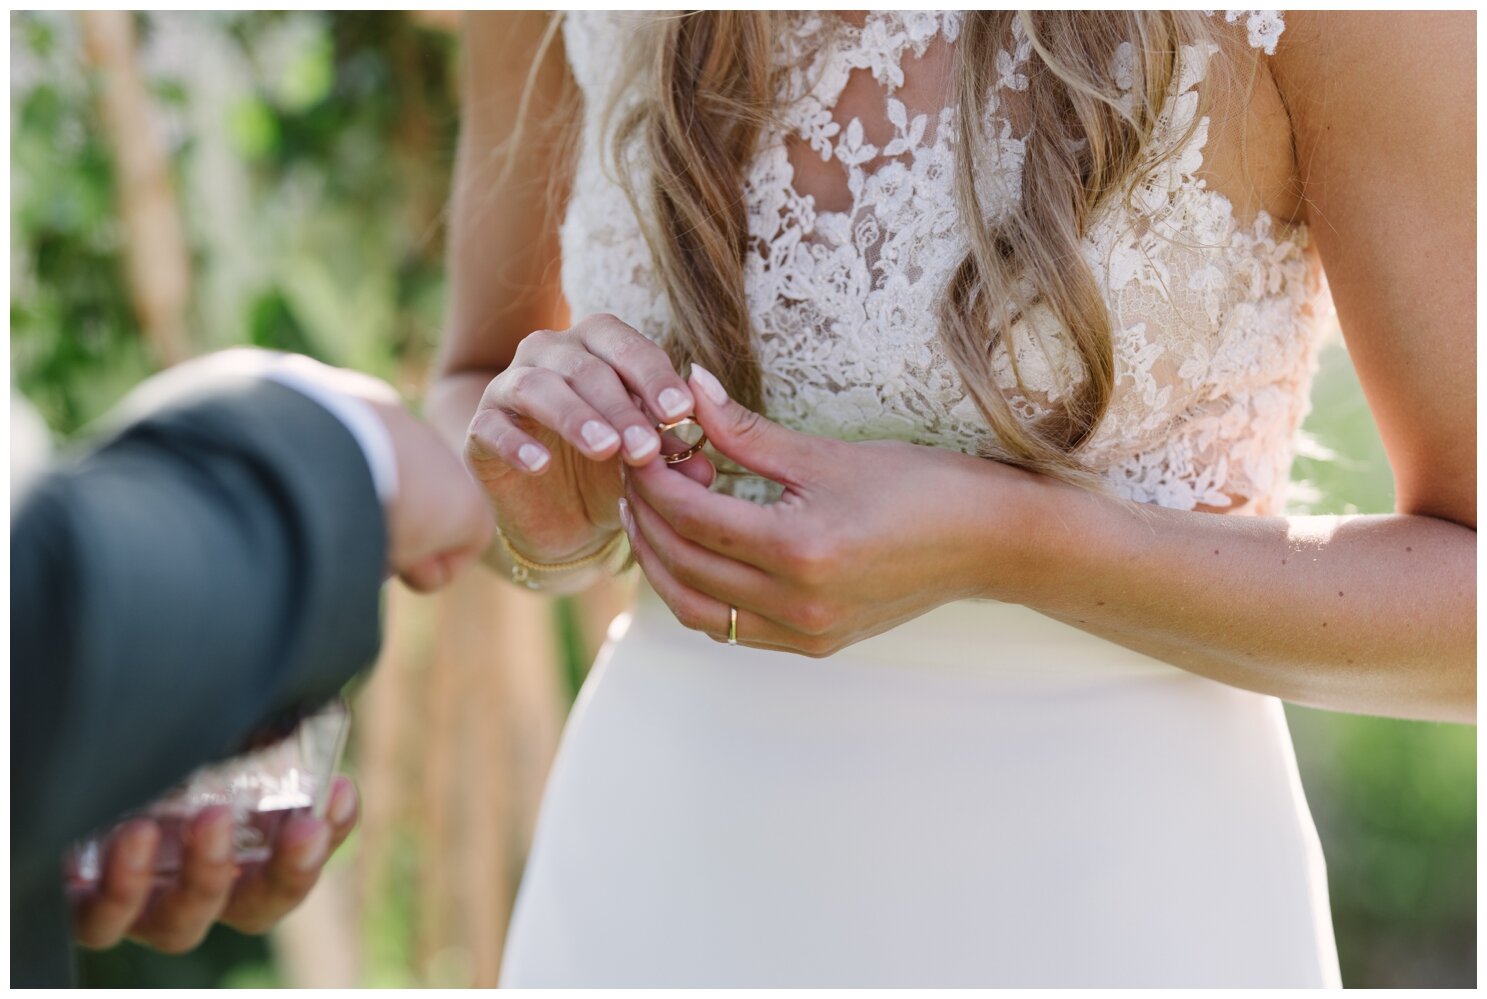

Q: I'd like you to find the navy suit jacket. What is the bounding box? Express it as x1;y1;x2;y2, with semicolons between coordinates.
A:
11;376;387;986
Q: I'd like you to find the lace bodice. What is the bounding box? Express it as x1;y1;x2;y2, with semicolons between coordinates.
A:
559;11;1327;515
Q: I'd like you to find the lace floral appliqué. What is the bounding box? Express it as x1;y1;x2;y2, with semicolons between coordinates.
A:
560;11;1322;515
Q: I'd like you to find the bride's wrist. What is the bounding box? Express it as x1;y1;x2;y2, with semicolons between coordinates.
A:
484;521;628;592
959;460;1086;607
983;465;1149;611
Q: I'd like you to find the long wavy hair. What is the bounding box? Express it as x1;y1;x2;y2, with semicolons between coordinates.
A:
566;12;1223;478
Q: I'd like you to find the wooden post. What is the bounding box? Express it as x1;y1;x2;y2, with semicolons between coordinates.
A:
76;11;193;368
349;567;576;985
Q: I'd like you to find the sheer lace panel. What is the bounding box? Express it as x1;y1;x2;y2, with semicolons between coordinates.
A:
560;11;1326;515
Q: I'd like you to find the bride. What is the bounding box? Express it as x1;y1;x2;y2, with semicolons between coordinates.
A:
429;11;1474;986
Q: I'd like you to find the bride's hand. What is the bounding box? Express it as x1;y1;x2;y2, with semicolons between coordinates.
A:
463;314;712;562
620;365;1039;656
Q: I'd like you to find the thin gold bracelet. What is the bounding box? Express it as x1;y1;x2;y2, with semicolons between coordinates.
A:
496;526;626;589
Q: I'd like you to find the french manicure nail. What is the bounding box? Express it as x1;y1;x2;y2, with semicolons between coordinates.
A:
623;425;660;460
518;443;550;472
581;420;620;452
296;825;331;872
657;386;692;420
689;364;728;405
617;497;632;531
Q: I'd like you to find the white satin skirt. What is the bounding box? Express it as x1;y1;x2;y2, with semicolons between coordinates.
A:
501;586;1341;987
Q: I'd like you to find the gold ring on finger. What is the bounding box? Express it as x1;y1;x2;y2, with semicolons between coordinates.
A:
657;416;708;465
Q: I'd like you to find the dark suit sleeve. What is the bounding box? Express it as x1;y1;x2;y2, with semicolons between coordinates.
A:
10;376;388;904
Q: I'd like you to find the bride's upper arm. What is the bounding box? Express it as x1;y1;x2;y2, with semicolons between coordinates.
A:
1272;11;1475;528
438;12;576;379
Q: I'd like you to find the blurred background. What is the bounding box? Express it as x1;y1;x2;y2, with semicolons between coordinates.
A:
9;10;1475;988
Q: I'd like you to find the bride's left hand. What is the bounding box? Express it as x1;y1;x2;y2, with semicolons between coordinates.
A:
619;366;1038;656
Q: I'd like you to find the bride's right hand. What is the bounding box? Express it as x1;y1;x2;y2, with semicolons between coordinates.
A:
463;313;712;563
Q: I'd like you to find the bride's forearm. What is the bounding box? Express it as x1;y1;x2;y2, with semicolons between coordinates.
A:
985;471;1476;722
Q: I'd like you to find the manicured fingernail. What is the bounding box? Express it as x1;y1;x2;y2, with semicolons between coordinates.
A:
330;784;356;826
617;497;632;531
581;420;619;452
201;814;233;864
622;425;660;460
657;386;692;420
689;364;728;405
122;823;157;873
518;443;549;472
296;824;331;871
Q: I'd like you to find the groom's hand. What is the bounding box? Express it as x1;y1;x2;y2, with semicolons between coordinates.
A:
236;352;496;593
71;778;360;954
363;392;495;591
125;349;496;593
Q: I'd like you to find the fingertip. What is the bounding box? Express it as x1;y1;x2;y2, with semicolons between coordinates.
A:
118;820;161;874
656;385;695;421
190;806;234;865
266;814;332;881
579;419;621;457
688;364;729;408
328;777;358;828
516;442;551;474
463;414;502;463
280;814;325;847
620;424;663;464
293;824;332;873
194;804;232;827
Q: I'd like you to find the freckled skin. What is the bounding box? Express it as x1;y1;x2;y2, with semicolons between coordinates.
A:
432;11;1475;725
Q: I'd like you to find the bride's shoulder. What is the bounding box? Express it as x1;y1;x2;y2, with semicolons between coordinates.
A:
1198;11;1469;218
1262;12;1472;133
1261;11;1468;84
1201;10;1461;76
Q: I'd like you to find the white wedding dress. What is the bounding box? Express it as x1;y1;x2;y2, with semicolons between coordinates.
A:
502;11;1341;987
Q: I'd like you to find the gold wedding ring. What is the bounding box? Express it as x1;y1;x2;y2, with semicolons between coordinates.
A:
727;605;739;646
658;416;708;465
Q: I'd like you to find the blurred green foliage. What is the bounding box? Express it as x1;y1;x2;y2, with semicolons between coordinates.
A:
11;14;154;434
10;10;1474;989
12;10;457;439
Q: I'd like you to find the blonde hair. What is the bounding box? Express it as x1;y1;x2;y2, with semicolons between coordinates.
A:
599;12;1219;479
